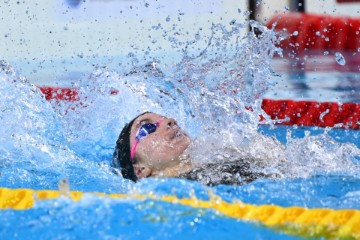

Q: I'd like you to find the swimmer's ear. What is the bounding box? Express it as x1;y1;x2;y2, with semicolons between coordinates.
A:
133;163;152;179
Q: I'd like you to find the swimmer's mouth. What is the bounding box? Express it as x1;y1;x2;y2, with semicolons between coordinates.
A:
168;125;188;140
168;129;182;140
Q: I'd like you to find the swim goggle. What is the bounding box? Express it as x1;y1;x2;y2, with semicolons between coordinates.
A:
130;119;163;160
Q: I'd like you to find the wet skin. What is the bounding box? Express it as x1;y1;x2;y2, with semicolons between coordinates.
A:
129;113;192;179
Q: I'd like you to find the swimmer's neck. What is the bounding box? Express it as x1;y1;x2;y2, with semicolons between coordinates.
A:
152;159;193;178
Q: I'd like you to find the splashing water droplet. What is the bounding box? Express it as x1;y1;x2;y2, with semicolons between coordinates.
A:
335;52;346;66
319;109;330;122
195;33;200;40
58;178;70;197
323;51;329;56
292;31;298;36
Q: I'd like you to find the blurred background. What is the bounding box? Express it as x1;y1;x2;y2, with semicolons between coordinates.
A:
0;0;359;85
257;0;359;23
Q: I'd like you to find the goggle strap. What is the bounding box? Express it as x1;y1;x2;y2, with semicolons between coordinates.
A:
130;140;139;160
156;118;163;126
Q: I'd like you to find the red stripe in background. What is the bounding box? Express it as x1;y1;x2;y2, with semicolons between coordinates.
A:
261;99;360;129
39;86;79;101
39;86;360;130
266;13;360;53
337;0;360;2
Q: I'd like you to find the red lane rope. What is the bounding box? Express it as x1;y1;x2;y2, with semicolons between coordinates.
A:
261;99;360;129
39;86;360;130
266;13;360;53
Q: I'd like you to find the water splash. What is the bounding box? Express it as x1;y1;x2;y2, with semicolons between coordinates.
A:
335;52;346;66
0;17;359;194
283;130;360;178
49;19;284;168
44;19;359;184
0;4;359;239
0;61;66;159
0;61;126;190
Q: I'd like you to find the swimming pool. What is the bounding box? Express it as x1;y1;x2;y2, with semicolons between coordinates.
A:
1;8;360;240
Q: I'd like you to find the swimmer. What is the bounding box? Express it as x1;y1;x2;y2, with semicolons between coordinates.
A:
112;112;276;186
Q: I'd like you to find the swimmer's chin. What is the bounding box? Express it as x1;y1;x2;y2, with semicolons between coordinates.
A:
179;147;191;162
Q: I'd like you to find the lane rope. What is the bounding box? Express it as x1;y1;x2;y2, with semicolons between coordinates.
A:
1;187;360;239
262;98;360;129
266;13;360;53
39;86;360;129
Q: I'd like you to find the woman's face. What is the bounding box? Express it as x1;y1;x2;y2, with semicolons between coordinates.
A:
129;113;191;177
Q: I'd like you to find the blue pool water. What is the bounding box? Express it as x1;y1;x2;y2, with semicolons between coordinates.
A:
0;16;360;240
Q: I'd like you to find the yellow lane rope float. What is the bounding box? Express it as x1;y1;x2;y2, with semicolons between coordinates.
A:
0;187;359;239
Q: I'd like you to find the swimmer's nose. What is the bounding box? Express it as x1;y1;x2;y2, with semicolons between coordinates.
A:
166;118;177;128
